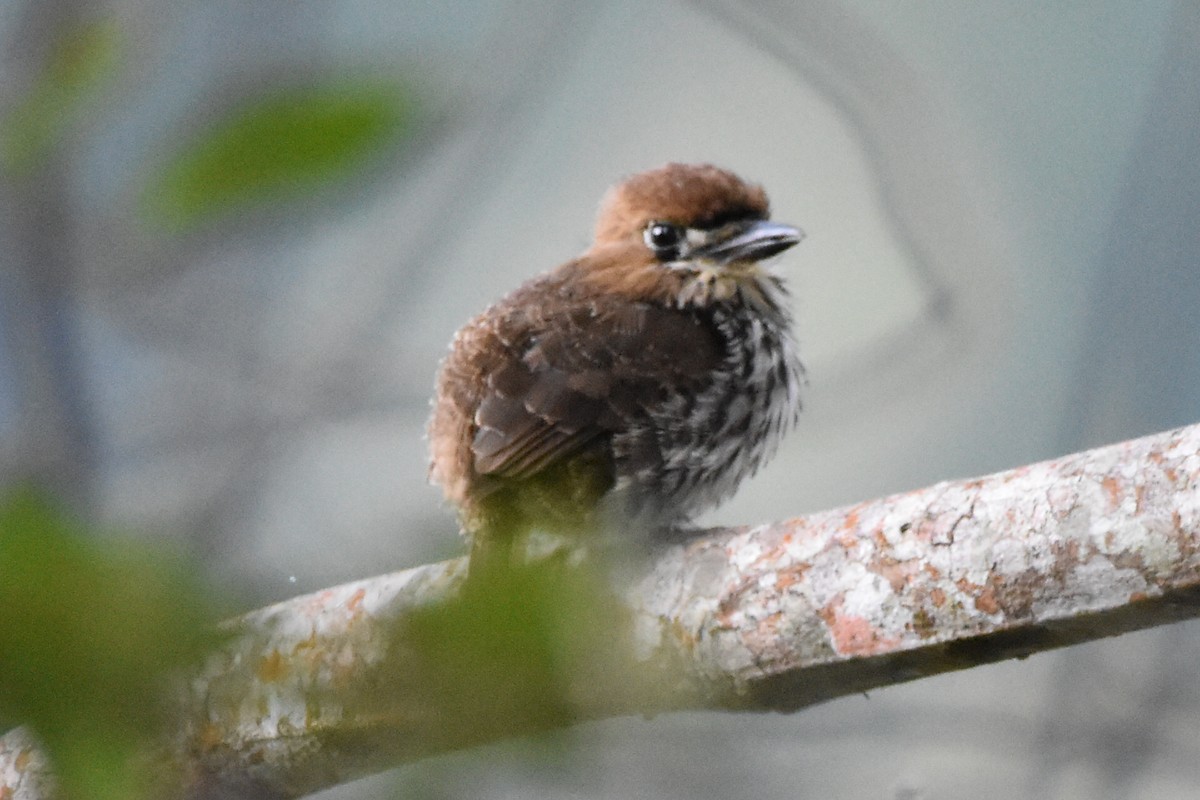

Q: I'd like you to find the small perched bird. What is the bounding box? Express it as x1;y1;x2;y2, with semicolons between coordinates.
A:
429;163;804;564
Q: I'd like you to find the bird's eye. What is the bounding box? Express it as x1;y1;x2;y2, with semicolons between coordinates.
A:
644;222;684;258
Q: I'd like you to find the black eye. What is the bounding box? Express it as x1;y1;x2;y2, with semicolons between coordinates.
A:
644;222;684;258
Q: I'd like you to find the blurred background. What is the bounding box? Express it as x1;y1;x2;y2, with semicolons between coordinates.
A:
2;0;1199;798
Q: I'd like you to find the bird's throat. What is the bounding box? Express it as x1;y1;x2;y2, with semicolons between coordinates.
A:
674;261;787;317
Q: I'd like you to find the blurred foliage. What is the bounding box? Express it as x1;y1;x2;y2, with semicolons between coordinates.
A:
388;556;641;753
0;19;121;173
0;488;230;800
145;81;414;231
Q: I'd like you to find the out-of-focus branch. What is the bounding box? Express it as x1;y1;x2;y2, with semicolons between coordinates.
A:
0;728;54;800
4;423;1199;799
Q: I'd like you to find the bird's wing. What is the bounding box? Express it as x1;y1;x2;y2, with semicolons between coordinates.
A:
468;299;724;481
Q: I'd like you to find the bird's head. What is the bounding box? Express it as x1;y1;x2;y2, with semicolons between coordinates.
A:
584;163;803;311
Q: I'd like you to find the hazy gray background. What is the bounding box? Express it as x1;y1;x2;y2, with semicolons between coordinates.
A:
2;1;1198;798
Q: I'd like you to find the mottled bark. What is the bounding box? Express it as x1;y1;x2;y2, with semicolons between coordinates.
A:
3;423;1199;799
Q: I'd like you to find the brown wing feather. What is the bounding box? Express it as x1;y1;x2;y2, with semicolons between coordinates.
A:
429;268;725;511
477;307;720;470
473;383;603;479
471;341;607;480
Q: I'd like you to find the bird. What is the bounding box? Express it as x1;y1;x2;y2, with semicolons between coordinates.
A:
428;163;804;567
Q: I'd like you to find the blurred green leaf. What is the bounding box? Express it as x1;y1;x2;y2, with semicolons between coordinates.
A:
388;558;636;751
0;19;121;173
145;81;413;230
0;488;229;800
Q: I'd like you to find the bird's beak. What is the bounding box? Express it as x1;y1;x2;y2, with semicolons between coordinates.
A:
692;220;804;264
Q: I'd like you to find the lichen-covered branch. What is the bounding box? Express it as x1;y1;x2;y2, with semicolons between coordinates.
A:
3;423;1199;800
632;422;1200;711
0;728;55;800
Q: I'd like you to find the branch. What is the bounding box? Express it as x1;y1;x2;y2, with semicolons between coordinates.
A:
4;423;1199;799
